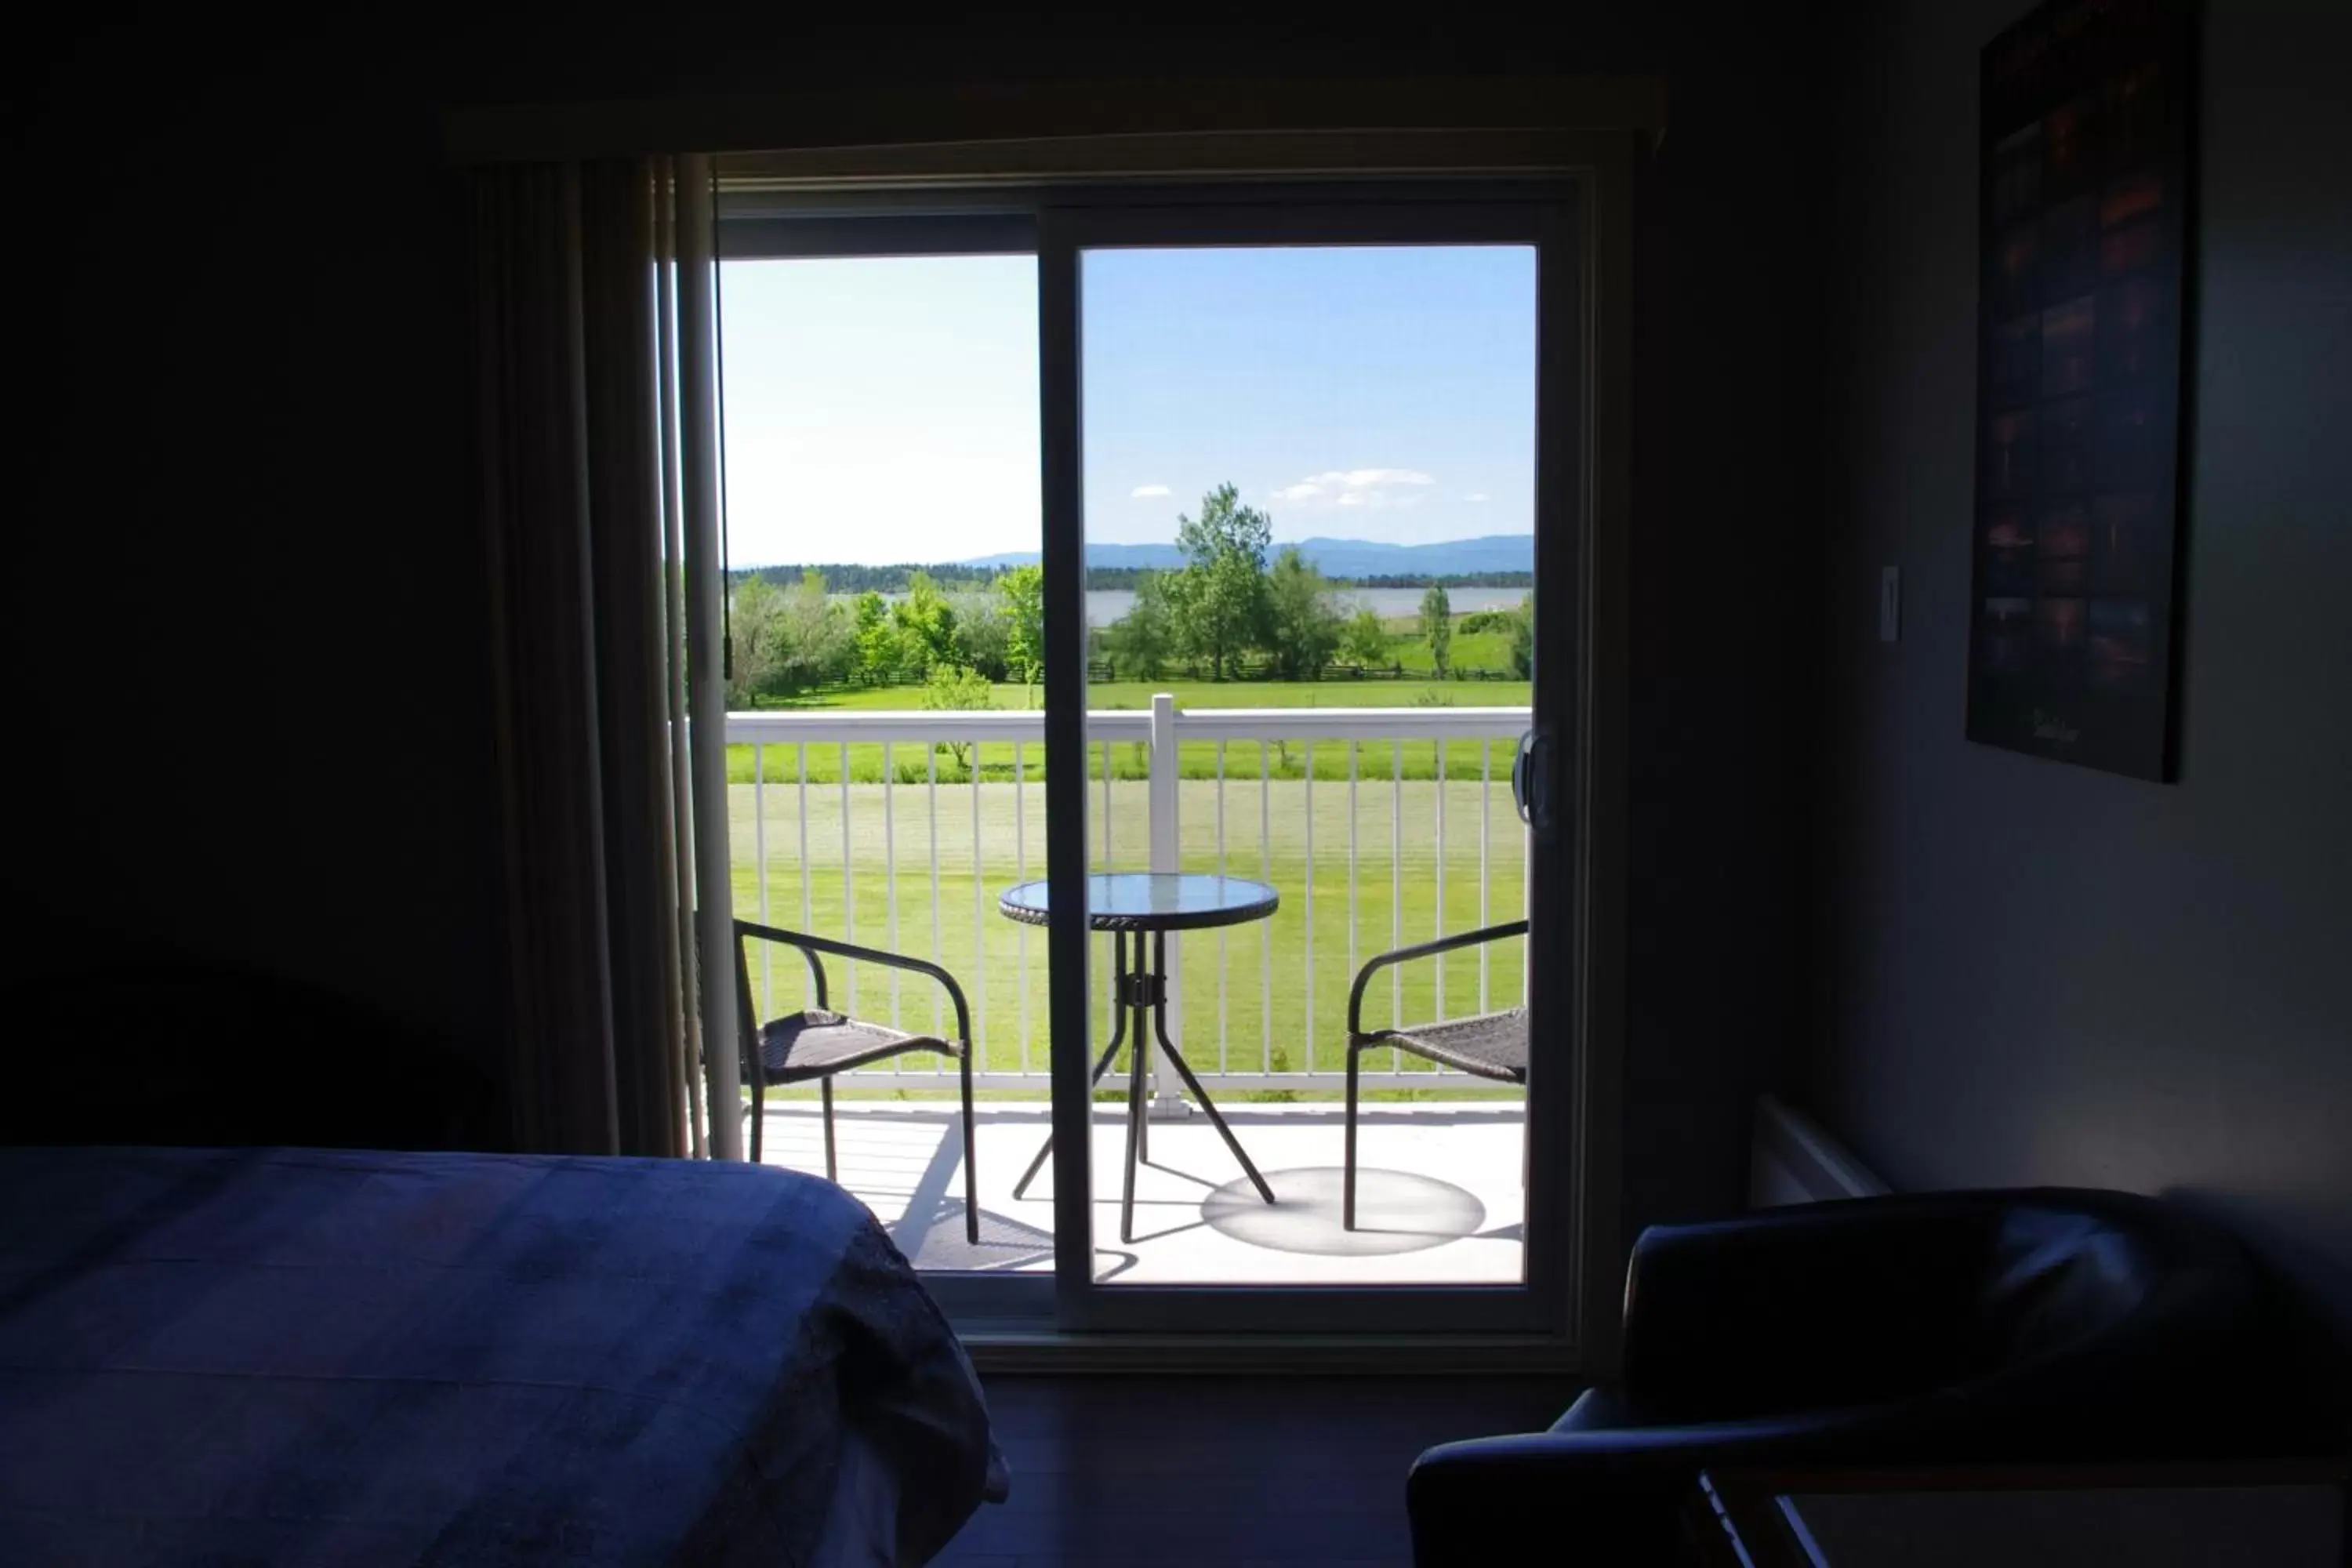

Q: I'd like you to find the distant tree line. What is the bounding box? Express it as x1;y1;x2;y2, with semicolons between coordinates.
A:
1351;570;1534;590
735;561;1001;595
725;484;1532;704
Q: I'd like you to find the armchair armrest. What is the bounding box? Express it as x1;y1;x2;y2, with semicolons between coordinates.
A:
1620;1198;1996;1420
1346;919;1527;1036
1406;1409;1877;1568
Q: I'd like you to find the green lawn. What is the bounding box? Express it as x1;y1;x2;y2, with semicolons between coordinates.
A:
728;676;1532;786
731;770;1530;1104
1383;625;1520;677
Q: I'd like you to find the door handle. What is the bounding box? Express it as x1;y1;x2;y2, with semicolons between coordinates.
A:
1510;728;1554;836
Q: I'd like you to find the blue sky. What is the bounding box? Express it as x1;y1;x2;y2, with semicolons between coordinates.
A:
719;245;1535;567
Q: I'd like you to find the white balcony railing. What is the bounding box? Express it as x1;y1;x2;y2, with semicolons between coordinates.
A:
727;695;1532;1099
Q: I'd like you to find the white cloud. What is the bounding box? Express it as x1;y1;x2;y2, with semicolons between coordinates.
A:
1130;483;1171;499
1321;467;1435;490
1269;467;1436;511
1464;492;1490;503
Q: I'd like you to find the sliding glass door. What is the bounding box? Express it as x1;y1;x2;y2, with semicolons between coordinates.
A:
716;209;1066;1324
718;178;1595;1343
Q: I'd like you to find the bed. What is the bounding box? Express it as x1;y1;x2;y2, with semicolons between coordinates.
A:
0;1145;1007;1566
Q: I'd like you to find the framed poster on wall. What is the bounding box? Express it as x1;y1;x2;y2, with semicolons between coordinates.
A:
1968;0;2194;781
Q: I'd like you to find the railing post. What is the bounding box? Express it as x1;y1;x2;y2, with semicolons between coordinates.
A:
1148;692;1189;1118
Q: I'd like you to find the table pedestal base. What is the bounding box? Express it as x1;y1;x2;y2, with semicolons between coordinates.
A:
1011;930;1276;1243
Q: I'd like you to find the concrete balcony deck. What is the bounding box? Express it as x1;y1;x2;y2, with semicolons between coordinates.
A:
752;1099;1525;1284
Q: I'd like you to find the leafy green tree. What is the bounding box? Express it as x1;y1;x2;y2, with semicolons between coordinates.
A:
918;662;996;774
851;591;902;685
1419;583;1454;678
1161;569;1202;675
1171;482;1272;680
732;569;853;701
776;569;851;691
891;572;959;676
1103;569;1176;679
1261;545;1341;679
726;575;786;706
1508;594;1534;679
1339;604;1391;670
949;588;1010;681
996;563;1046;702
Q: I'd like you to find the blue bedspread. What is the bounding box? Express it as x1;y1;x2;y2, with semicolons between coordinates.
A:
0;1146;1005;1566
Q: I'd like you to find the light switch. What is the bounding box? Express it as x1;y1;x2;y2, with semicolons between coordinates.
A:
1879;566;1900;643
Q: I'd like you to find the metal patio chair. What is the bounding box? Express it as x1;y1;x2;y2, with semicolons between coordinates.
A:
732;919;979;1243
1344;919;1530;1230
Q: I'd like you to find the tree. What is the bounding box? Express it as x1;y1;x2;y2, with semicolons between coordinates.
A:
891;571;959;676
851;591;902;685
1419;583;1454;677
918;662;995;775
1507;594;1534;679
775;569;851;691
996;563;1046;702
1171;482;1272;680
726;575;786;706
1261;545;1342;679
1103;569;1175;679
948;588;1010;681
1339;604;1390;670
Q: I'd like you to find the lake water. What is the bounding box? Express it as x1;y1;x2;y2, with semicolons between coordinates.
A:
1081;586;1525;626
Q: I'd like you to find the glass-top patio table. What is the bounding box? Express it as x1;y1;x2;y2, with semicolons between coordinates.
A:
998;873;1280;1243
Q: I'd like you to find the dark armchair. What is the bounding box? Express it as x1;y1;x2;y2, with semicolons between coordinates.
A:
1406;1189;2327;1566
732;919;978;1243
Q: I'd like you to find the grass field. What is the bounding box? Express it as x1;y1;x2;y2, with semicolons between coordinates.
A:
731;768;1530;1105
727;677;1533;786
1385;622;1519;676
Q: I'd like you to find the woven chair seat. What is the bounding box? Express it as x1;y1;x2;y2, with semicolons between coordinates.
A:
753;1010;957;1085
1363;1007;1527;1083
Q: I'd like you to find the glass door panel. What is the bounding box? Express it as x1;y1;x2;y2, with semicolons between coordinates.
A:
717;229;1063;1316
1040;195;1581;1331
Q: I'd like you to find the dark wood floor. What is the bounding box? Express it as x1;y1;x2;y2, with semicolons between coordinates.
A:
934;1374;1579;1568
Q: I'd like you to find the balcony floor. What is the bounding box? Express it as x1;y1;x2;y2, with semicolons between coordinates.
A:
752;1098;1525;1283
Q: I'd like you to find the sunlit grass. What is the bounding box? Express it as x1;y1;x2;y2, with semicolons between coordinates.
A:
727;677;1532;785
730;770;1530;1105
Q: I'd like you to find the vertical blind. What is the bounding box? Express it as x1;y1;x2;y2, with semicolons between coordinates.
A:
466;157;738;1159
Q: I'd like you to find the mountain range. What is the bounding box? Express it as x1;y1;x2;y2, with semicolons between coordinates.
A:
959;535;1533;579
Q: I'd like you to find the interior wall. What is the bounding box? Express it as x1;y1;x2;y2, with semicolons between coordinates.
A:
12;8;1828;1240
1818;0;2352;1334
9;22;506;1107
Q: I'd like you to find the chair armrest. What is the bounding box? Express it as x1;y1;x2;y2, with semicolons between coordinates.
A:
734;919;831;1011
735;918;972;1042
1346;919;1527;1035
1406;1410;1874;1568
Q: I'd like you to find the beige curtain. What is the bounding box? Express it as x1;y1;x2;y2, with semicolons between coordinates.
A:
469;159;699;1157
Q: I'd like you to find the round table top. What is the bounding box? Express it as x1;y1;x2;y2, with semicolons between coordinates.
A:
997;873;1280;932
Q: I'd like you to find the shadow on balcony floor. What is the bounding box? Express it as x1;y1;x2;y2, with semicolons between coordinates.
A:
751;1100;1525;1284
